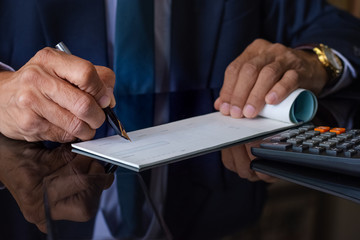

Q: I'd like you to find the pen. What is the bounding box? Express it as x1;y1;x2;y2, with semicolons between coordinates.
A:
55;42;131;141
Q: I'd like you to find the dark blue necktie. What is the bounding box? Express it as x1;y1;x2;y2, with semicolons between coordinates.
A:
113;0;154;131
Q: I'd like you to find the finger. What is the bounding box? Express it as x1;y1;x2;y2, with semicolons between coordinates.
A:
219;60;242;116
221;148;236;172
32;120;79;143
40;147;74;170
244;141;279;183
33;48;111;108
36;220;47;234
220;39;269;102
85;160;115;189
255;172;279;183
29;91;97;141
230;144;259;180
265;69;299;105
103;174;115;190
69;155;105;175
46;175;105;221
95;65;116;107
36;222;47;234
33;71;106;130
10;106;78;142
229;54;273;118
243;60;287;118
219;40;267;115
214;97;221;111
219;39;273;116
34;114;90;143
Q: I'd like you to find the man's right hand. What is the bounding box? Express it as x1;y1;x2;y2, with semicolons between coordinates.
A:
0;47;115;142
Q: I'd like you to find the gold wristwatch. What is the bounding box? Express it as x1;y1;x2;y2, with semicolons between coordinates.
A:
297;44;344;86
312;44;343;84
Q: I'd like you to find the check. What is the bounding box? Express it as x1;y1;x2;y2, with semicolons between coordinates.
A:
72;112;296;171
72;89;317;171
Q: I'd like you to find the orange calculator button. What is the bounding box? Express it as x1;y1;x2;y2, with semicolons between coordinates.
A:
314;126;330;133
330;128;346;134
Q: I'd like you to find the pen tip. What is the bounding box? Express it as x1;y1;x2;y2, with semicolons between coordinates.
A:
118;120;131;141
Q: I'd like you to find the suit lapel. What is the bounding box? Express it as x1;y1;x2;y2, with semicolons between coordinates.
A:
36;0;108;66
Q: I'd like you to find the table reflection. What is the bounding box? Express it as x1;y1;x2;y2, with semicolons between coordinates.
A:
0;136;113;235
0;137;266;239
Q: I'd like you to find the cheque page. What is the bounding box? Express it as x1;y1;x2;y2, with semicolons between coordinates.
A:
72;112;295;170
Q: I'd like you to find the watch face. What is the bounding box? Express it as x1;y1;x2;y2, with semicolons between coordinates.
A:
324;47;343;71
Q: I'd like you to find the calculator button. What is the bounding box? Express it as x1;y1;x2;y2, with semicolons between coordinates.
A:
337;142;354;150
288;129;302;134
296;134;311;140
270;136;288;142
292;144;309;152
337;133;353;140
328;137;345;144
319;141;336;149
330;128;346;134
280;132;297;138
312;135;329;142
345;149;357;157
305;130;320;137
351;138;360;144
326;147;343;156
348;129;360;136
299;125;315;131
314;126;330;133
309;146;325;154
287;138;303;145
260;142;292;150
322;132;337;138
302;140;320;147
354;145;360;151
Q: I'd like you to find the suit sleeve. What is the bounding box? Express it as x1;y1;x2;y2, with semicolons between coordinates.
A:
262;0;360;80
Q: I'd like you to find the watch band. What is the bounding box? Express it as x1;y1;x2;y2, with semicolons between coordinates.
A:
296;44;344;87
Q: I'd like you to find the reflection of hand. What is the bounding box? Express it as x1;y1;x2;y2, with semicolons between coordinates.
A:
221;140;277;183
215;38;327;119
0;136;114;233
0;47;116;142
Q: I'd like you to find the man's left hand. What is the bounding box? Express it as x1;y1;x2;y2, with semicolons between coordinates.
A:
214;38;328;118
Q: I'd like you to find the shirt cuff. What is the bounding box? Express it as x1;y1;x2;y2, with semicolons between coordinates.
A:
0;62;15;72
319;49;357;97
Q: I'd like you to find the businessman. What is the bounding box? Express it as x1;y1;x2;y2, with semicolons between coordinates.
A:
0;0;359;144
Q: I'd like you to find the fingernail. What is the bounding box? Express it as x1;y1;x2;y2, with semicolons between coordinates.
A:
99;95;111;108
243;104;256;118
230;105;243;118
220;102;230;115
265;92;278;104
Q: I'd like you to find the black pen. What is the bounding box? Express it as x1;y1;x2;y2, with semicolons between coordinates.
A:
55;42;131;141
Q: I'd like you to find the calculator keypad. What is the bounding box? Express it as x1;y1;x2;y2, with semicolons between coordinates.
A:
261;125;360;158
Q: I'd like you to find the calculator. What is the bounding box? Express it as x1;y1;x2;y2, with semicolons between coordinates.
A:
251;124;360;176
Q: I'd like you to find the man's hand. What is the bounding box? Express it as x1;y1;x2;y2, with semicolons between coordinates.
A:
0;135;114;233
221;141;277;183
214;39;328;118
0;47;116;142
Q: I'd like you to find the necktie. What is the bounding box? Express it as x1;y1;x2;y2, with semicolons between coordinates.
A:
113;2;155;236
113;0;155;131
